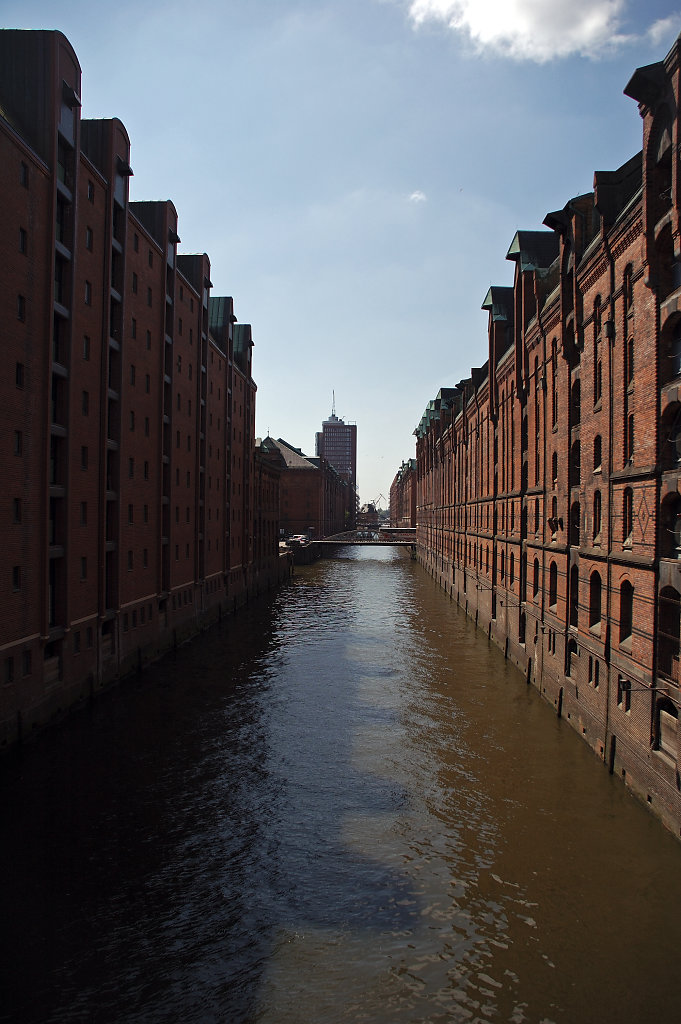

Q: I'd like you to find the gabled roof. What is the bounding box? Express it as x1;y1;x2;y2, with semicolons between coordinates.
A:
482;286;514;322
506;230;559;272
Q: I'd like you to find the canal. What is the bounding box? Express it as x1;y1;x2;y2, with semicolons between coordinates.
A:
1;547;680;1023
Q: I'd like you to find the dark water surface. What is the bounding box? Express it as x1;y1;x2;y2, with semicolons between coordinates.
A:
2;548;680;1023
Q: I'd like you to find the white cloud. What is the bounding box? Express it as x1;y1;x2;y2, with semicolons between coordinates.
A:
409;190;428;202
405;0;644;61
647;14;681;47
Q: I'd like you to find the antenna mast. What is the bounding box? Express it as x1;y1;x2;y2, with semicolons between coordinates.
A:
332;390;336;416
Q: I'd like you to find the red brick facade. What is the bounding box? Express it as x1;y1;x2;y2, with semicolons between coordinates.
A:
409;37;681;837
0;31;289;747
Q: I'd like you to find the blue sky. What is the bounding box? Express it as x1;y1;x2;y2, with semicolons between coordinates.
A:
4;0;681;504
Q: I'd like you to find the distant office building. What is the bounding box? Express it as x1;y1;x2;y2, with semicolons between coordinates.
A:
315;404;357;528
260;437;348;539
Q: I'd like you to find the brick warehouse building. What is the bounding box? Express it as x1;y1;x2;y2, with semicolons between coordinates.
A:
0;30;289;747
399;35;681;836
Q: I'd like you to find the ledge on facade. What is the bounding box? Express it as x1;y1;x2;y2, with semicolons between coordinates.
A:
610;463;656;482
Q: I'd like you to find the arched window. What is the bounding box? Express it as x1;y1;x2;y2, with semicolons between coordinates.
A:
626;414;634;464
571;379;581;424
589;571;602;630
623;488;633;545
670;322;681;381
593;435;602;472
658;586;681;675
619;580;633;646
570;502;580;547
570;564;579;627
593;490;602;542
533;558;540;599
593;297;602;405
549;562;558;610
571;440;581;485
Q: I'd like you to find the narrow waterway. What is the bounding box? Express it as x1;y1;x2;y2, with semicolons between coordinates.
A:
1;547;680;1024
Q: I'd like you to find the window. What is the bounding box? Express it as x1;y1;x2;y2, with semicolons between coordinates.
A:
128;503;134;524
128;550;133;571
14;431;23;456
589;571;602;631
593;435;602;472
128;457;134;478
146;330;151;351
143;504;149;523
623;488;633;544
5;657;14;684
626;414;634;463
549;562;558;610
619;581;634;646
552;450;558;484
144;460;149;480
83;335;90;360
144;416;150;437
15;362;25;389
20;161;28;187
143;548;148;568
86;226;93;251
593;490;602;542
570;564;579;627
129;411;135;431
148;249;153;268
533;558;540;599
133;232;139;252
80;501;87;525
13;498;21;523
85;280;92;305
132;272;138;294
73;631;81;655
17;295;26;321
81;446;88;470
22;650;32;676
12;566;21;591
132;317;137;339
81;556;87;580
145;373;150;393
19;227;27;254
147;287;152;307
87;179;94;202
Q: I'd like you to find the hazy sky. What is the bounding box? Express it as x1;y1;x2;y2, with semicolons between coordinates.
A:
4;0;681;503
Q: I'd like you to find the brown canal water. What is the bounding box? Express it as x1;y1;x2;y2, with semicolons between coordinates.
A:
1;546;680;1024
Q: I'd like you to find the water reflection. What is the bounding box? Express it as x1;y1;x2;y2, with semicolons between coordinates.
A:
1;547;680;1023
